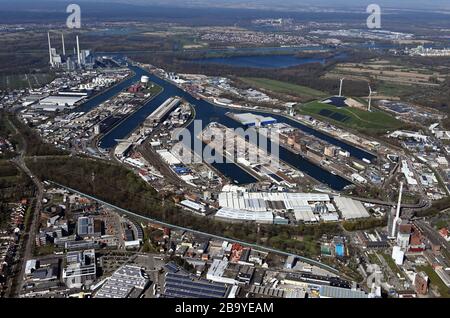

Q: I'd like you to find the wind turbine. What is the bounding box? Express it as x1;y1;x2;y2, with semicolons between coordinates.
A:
339;78;344;97
368;84;373;112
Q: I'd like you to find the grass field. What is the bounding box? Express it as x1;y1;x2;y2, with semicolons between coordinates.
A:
367;252;382;266
298;100;403;132
381;253;405;278
377;82;417;97
0;73;55;91
239;77;326;101
417;265;450;298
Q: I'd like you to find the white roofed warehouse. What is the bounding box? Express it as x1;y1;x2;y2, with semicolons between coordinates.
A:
333;197;370;220
215;191;334;224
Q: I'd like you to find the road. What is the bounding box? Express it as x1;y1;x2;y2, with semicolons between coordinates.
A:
9;156;45;296
49;181;342;276
352;196;430;210
415;220;450;252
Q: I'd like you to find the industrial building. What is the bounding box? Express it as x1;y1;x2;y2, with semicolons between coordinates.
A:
229;112;277;127
318;285;368;298
63;249;97;289
47;32;93;70
215;207;274;224
95;265;149;298
114;142;133;159
217;192;331;223
163;269;229;298
77;216;103;238
333;197;370;219
147;97;181;125
218;192;330;212
33;95;86;112
157;149;182;165
206;259;238;285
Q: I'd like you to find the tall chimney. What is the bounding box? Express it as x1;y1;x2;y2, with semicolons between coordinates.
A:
339;78;344;97
391;181;404;238
48;32;53;67
76;35;81;65
61;33;66;56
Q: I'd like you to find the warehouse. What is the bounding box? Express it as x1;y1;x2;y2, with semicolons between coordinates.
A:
114;142;133;159
181;200;206;214
218;192;330;213
319;285;368;298
38;95;85;108
95;265;149;298
164;271;229;298
157;149;181;165
148;97;181;124
215;207;274;224
206;259;238;285
293;205;318;223
334;197;370;219
229;112;277;127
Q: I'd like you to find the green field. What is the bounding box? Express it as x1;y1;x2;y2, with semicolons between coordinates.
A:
381;253;406;278
367;252;382;265
0;73;55;91
417;265;450;298
377;82;416;97
239;77;326;101
298;100;403;132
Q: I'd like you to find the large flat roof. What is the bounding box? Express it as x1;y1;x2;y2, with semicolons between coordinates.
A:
334;197;370;219
218;192;330;213
216;207;274;223
39;95;85;106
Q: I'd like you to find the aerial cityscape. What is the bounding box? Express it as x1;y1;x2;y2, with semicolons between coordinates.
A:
0;0;450;305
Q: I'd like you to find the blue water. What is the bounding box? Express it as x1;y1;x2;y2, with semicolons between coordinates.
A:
191;54;328;69
79;65;376;190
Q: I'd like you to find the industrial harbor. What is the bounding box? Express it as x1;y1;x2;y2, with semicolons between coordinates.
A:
1;0;450;305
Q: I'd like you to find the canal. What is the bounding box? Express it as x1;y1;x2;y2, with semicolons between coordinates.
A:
82;65;376;190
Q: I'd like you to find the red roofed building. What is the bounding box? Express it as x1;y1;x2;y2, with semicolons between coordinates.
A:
439;228;449;241
409;224;426;253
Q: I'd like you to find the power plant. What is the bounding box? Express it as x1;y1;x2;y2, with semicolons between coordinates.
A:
47;32;92;70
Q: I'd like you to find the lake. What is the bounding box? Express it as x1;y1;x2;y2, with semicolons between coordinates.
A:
190;52;347;69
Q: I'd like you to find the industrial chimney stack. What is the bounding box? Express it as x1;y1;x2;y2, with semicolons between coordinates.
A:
61;33;66;56
76;35;81;66
47;32;53;67
391;181;404;238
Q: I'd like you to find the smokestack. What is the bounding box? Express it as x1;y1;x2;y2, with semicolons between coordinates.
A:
47;32;53;67
391;181;404;238
76;35;81;65
61;33;66;56
339;78;344;97
368;85;372;112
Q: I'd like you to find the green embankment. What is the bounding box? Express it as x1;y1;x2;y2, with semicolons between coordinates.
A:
298;100;403;132
239;77;326;100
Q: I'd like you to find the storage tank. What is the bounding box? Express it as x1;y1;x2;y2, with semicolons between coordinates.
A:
141;75;150;84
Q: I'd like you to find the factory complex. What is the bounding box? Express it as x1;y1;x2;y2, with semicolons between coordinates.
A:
215;191;370;224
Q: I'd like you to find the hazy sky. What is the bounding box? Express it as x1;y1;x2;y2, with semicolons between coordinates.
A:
2;0;450;12
78;0;450;10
